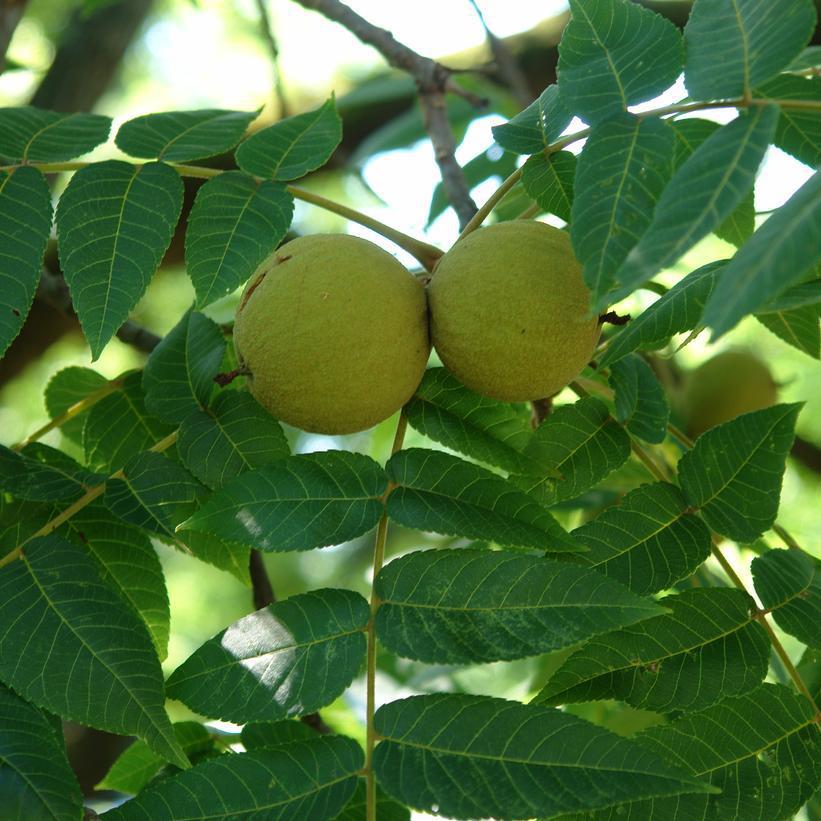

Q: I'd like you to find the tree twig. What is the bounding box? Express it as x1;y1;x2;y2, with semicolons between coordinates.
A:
466;0;531;107
36;268;161;354
254;0;289;117
291;0;481;228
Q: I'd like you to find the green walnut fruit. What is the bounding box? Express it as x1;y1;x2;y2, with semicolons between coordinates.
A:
233;234;430;434
427;220;600;401
682;350;778;438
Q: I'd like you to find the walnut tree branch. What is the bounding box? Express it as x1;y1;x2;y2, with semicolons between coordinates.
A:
291;0;481;228
466;0;531;107
36;268;161;354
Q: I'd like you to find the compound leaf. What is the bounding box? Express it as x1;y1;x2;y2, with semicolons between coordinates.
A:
703;172;821;339
572;114;674;301
0;167;52;357
44;366;111;445
534;587;769;712
235;97;342;181
374;694;714;819
558;0;683;125
56;160;183;359
611;107;778;307
0;535;187;768
609;354;669;444
103;737;362;821
142;310;226;424
375;548;664;664
678;403;802;543
385;448;579;552
178;450;388;551
0;684;83;821
597;261;725;368
684;0;816;99
521;150;576;222
177;390;289;489
185;171;294;308
83;371;175;472
115;108;258;162
0;106;110;161
492;85;572;154
571;482;712;596
752;548;820;648
166;588;368;723
404;367;534;474
512;397;631;506
565;684;821;820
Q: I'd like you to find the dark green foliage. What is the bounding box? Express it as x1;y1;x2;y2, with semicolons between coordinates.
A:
0;3;819;818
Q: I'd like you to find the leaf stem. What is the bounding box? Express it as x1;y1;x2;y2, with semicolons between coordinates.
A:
150;164;443;270
454;94;821;242
0;431;178;569
710;536;821;719
12;377;124;451
365;410;408;821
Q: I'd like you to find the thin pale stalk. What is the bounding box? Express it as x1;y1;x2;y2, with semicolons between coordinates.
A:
365;410;408;821
13;378;123;451
0;431;178;569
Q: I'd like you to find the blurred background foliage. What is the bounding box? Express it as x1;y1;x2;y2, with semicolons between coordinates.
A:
1;0;819;803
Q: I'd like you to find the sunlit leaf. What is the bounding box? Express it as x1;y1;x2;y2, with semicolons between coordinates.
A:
571;482;712;595
684;0;816;99
115;108;258;161
598;261;725;368
56;160;183;359
374;694;714;819
0;535;188;768
167;588;368;723
611;107;778;307
385;448;579;552
178;450;388;551
572;114;674;301
534;587;769;712
678;403;802;543
521;150;576;222
703;172;821;339
0;684;83;820
375;548;664;664
558;0;683;124
492;85;572;154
